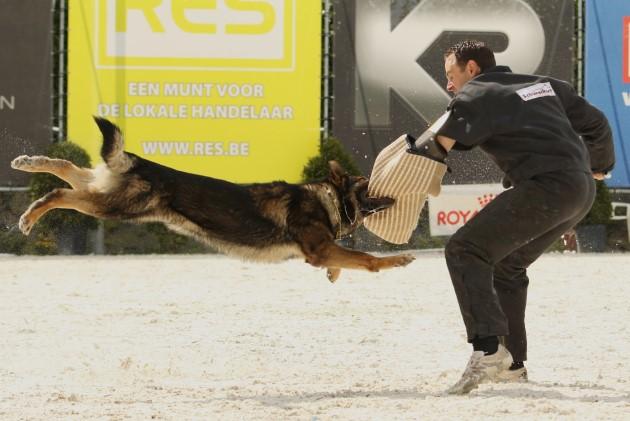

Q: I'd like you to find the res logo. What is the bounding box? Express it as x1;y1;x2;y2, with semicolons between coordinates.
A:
96;0;294;70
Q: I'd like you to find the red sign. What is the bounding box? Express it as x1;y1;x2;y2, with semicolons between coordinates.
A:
625;16;630;83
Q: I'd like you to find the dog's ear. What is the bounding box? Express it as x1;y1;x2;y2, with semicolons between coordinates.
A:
328;160;347;186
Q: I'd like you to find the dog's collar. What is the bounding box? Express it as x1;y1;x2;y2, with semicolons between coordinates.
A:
323;184;361;239
307;183;342;239
307;183;361;240
322;184;343;239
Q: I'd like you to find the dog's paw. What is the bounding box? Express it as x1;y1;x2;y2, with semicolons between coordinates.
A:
11;155;47;171
392;254;415;267
18;213;34;235
326;268;341;283
368;254;416;272
11;155;32;170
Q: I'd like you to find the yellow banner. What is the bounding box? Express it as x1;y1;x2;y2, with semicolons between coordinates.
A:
68;0;321;183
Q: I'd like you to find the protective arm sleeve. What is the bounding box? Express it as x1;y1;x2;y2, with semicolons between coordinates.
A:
363;133;448;244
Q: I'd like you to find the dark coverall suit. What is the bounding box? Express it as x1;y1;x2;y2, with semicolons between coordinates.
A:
437;66;615;362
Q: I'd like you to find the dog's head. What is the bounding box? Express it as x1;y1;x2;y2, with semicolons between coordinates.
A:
326;161;394;233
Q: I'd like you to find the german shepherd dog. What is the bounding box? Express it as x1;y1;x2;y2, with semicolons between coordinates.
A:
11;117;414;281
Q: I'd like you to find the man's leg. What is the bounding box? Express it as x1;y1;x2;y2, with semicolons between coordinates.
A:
445;171;594;393
446;172;594;343
494;262;529;363
493;213;594;375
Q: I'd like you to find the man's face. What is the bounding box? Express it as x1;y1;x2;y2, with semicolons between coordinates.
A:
444;53;480;94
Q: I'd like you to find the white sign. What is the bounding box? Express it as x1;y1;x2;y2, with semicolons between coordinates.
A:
428;184;506;236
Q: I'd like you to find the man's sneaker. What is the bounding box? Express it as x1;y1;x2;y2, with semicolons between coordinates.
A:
447;344;513;395
496;365;528;382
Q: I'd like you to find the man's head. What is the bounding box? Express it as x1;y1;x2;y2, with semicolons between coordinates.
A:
444;40;496;93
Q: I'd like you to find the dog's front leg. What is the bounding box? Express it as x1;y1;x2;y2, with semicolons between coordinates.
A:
297;227;414;281
313;242;415;274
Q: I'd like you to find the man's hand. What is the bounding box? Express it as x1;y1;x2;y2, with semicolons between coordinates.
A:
592;172;606;180
436;135;456;152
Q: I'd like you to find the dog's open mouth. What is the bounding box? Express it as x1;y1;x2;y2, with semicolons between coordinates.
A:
355;179;395;216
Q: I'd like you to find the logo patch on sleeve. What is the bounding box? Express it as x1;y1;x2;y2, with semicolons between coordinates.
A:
516;82;556;101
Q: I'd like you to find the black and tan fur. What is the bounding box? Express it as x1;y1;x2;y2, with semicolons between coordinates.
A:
11;117;414;281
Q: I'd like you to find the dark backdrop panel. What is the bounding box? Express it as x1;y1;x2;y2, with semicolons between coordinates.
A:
333;0;575;184
0;1;53;187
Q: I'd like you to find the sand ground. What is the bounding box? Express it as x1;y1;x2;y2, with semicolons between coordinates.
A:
1;253;629;420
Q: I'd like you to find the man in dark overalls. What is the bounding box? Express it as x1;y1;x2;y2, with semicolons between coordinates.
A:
412;40;615;394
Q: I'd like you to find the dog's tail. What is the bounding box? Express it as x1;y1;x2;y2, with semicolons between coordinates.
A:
93;116;134;173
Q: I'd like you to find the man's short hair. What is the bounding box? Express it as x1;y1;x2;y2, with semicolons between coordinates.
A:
445;40;496;72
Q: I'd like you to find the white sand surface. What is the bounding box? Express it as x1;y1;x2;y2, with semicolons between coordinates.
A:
0;252;629;420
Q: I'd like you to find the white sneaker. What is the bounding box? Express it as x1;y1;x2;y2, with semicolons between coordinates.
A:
496;366;528;382
447;344;513;395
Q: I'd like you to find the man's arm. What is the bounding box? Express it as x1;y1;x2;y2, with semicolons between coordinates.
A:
557;81;615;176
406;111;457;162
569;99;614;176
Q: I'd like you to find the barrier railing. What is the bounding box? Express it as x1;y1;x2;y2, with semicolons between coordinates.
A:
611;202;630;243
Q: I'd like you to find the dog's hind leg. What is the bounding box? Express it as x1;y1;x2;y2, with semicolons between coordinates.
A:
18;188;100;235
11;155;93;190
